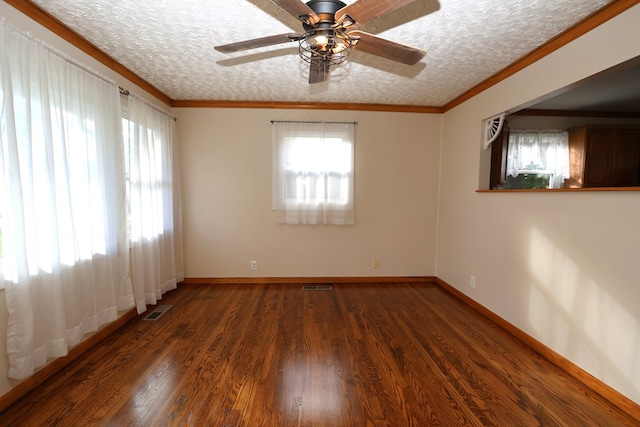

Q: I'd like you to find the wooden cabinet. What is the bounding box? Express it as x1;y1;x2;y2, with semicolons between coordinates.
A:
566;126;640;188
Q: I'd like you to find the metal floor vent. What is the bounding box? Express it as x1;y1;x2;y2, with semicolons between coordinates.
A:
302;285;333;291
143;305;172;321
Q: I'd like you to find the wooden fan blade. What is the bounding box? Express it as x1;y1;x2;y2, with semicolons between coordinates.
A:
272;0;319;24
215;33;299;53
336;0;416;26
309;56;330;84
350;30;425;65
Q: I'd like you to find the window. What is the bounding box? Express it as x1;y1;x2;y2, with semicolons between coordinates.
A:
506;131;569;189
0;86;121;277
121;116;167;243
121;94;182;314
491;128;570;189
272;121;355;224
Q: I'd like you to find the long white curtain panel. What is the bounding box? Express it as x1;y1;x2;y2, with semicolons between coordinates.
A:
0;21;134;379
122;95;184;314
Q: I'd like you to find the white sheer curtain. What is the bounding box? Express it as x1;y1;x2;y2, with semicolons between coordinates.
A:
122;95;183;314
0;22;134;379
507;130;570;188
272;121;355;225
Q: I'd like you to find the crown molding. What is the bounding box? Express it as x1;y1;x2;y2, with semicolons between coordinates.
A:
170;99;443;113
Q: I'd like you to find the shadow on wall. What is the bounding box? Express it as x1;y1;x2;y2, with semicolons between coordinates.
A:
526;226;640;401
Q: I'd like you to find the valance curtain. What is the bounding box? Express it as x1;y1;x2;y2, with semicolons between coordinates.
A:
506;130;570;188
272;121;355;225
122;95;183;314
0;22;134;378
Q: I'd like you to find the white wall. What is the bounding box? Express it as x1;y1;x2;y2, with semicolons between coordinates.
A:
437;4;640;404
174;108;441;278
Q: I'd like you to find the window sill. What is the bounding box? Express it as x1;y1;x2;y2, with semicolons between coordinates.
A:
477;187;640;193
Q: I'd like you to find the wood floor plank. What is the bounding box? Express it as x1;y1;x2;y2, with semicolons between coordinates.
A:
0;281;637;426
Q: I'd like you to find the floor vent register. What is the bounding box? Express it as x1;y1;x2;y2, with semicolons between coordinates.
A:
143;305;173;321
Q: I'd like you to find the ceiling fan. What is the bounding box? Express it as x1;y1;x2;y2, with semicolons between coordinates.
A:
214;0;426;84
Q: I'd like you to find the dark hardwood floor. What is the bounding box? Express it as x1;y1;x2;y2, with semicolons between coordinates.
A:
1;281;637;426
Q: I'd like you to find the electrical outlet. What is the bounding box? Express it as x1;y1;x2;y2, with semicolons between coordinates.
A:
373;258;379;269
470;275;476;288
251;261;258;271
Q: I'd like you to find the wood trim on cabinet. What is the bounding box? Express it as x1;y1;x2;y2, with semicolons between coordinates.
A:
433;277;640;424
489;125;509;189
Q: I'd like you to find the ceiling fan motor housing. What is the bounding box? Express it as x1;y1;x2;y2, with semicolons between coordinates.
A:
303;0;347;29
305;0;347;16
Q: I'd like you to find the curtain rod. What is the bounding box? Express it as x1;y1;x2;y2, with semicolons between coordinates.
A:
2;20;117;89
1;21;176;122
270;120;357;125
120;87;176;121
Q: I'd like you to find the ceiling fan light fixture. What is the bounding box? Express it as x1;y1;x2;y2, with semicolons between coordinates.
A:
314;33;329;46
331;41;347;54
299;28;353;65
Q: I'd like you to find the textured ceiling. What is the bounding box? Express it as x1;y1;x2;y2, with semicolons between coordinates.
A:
27;0;615;106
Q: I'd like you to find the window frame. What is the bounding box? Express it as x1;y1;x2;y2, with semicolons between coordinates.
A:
490;125;571;190
272;121;355;225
